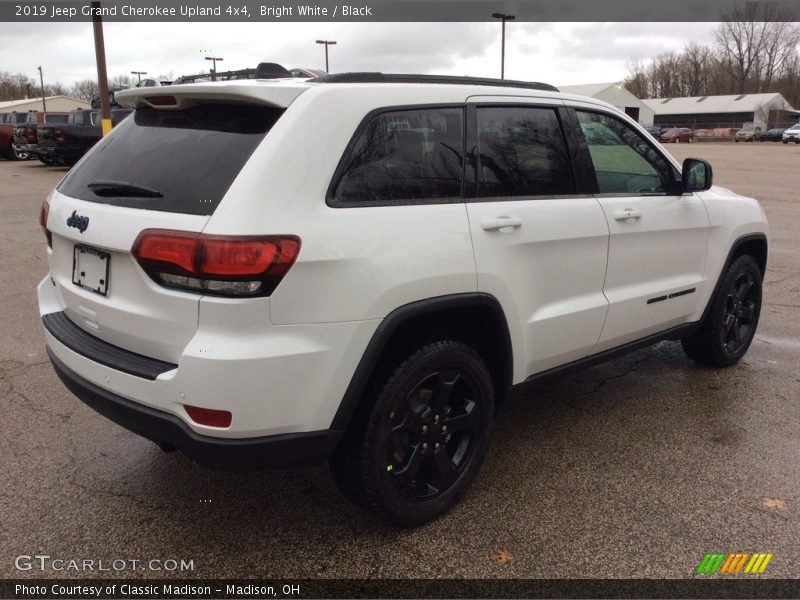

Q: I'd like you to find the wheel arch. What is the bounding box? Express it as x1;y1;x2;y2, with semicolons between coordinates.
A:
330;293;513;431
701;232;767;322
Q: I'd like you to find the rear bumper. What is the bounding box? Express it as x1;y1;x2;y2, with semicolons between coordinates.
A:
38;146;82;162
13;142;38;154
47;348;343;470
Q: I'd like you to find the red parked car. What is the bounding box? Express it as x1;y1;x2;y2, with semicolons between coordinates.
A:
0;112;32;160
660;127;694;143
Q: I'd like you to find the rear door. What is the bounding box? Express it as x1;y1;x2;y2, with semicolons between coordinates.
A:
46;103;284;363
568;105;710;352
464;98;610;378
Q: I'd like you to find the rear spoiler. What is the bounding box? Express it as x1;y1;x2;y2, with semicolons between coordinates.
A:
115;81;311;110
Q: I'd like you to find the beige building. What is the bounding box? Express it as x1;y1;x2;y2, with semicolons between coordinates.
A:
0;95;90;114
559;82;655;125
641;93;797;129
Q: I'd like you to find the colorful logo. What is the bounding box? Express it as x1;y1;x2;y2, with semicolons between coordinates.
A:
696;552;773;575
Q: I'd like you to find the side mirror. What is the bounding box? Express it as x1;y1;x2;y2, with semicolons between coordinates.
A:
682;158;713;192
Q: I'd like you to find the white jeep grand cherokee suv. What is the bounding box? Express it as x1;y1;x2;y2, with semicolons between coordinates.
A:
38;74;768;526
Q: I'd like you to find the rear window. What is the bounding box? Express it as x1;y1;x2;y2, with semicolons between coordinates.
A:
58;104;282;215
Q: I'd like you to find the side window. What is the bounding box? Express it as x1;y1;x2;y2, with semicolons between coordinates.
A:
330;107;463;205
475;106;575;198
576;110;676;195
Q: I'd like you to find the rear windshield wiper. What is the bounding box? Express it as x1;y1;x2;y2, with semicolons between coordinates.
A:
87;180;163;198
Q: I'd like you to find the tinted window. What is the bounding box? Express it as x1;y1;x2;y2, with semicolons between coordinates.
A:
331;107;463;204
58;104;282;215
476;106;574;197
577;110;675;195
44;114;69;124
10;113;29;124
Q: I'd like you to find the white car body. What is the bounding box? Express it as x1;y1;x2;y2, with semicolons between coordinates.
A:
38;76;768;477
782;124;800;143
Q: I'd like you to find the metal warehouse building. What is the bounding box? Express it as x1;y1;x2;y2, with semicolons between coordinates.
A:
0;96;90;113
559;82;655;125
641;93;798;130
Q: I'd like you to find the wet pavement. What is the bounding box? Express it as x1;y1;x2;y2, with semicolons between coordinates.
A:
1;143;798;580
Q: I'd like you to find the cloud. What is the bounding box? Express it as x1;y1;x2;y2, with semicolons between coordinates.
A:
0;21;719;90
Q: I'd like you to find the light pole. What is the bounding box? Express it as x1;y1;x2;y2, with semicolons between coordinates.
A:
204;56;223;81
131;70;147;83
37;66;46;111
201;50;224;81
316;40;337;73
492;13;515;79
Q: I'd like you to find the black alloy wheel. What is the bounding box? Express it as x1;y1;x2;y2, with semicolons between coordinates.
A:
720;271;759;355
681;254;762;367
386;367;482;501
330;340;495;526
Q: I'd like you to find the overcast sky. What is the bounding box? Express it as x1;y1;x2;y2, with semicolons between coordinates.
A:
1;22;718;88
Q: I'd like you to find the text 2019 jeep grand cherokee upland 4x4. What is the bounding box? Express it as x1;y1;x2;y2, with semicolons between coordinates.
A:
38;74;769;526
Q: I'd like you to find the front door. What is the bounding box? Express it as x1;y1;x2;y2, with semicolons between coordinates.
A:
571;107;710;352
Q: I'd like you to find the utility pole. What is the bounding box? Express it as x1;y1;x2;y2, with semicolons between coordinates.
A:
37;66;46;111
91;1;112;136
131;70;147;83
492;13;515;79
316;40;337;73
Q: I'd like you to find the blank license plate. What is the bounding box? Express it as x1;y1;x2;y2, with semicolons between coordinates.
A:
72;245;110;296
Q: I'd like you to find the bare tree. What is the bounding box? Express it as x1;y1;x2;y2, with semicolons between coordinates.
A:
70;79;99;102
625;58;650;98
0;71;35;101
715;2;800;94
47;81;66;96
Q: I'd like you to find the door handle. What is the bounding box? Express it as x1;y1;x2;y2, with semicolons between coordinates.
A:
613;208;642;221
481;216;522;232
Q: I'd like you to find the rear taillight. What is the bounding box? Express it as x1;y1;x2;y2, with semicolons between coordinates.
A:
25;127;36;142
54;129;65;144
39;201;52;247
132;230;301;297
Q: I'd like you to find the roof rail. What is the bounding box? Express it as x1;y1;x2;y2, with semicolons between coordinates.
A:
314;72;559;92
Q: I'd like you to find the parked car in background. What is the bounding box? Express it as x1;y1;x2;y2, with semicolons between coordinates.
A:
13;111;70;165
135;78;172;88
643;125;662;139
290;67;328;79
1;111;35;160
756;128;786;142
37;108;131;166
660;127;694;143
90;85;130;109
782;124;800;144
734;126;762;142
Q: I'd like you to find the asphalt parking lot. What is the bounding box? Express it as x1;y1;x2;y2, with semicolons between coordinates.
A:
1;142;798;580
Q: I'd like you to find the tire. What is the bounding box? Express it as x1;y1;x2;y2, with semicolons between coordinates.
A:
39;156;55;166
735;139;740;143
783;140;788;144
11;146;29;160
681;255;762;367
330;341;495;526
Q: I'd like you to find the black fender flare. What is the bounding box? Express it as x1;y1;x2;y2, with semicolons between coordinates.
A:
330;292;512;431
